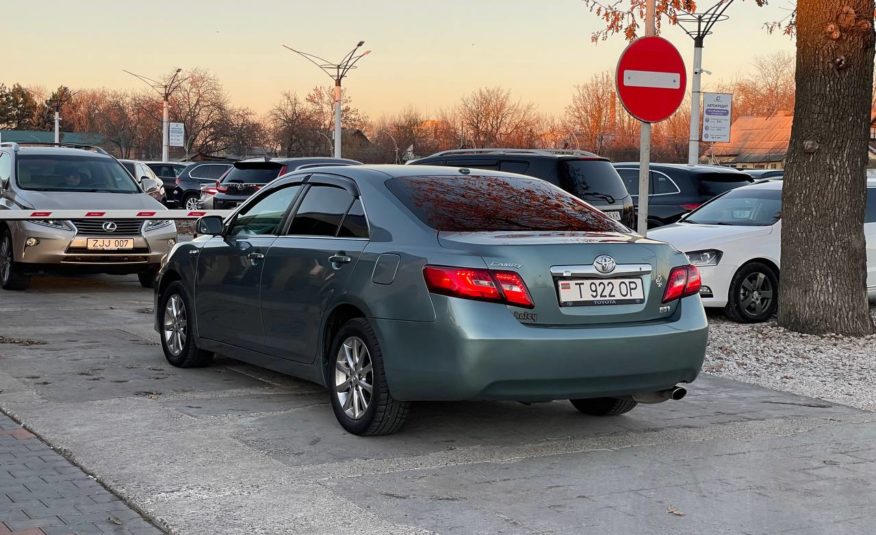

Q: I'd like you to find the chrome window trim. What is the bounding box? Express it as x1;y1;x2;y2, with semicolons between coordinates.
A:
550;263;653;278
615;168;681;197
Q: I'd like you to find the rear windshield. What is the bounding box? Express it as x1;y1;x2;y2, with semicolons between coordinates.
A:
16;155;140;193
221;163;284;185
560;160;629;203
683;187;781;226
386;175;628;233
698;173;753;196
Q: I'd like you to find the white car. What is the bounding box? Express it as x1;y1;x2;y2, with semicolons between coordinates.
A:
650;179;876;322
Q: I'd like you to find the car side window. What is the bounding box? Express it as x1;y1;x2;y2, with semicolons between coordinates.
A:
0;152;11;182
338;199;368;238
287;185;355;237
190;164;228;180
228;185;302;237
866;188;876;223
616;168;639;195
652;172;679;194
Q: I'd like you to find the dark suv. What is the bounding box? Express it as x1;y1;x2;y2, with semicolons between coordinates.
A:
407;149;634;227
613;163;754;227
171;161;234;210
207;157;361;210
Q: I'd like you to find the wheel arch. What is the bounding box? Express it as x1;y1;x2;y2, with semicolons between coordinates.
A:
320;303;368;386
736;258;780;279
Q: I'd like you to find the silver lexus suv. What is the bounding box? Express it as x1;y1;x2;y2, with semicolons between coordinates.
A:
0;143;177;290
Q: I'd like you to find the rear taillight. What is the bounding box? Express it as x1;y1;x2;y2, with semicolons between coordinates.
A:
203;187;218;195
175;177;181;186
278;165;288;176
681;203;701;212
662;265;702;303
215;179;227;193
423;266;534;308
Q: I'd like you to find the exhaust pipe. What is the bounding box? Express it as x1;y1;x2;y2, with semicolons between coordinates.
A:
633;386;687;404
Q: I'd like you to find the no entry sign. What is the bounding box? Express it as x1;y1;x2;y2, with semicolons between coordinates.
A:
616;36;687;123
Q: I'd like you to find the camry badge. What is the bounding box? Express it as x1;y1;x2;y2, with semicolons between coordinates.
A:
593;255;616;274
102;221;118;232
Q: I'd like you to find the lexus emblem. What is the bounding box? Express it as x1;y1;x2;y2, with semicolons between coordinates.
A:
593;255;616;274
102;221;118;232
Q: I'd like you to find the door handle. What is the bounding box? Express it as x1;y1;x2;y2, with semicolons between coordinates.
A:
247;252;264;262
329;254;352;265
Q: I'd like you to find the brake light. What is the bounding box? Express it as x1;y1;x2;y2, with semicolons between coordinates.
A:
215;179;227;193
278;165;288;176
681;203;701;211
423;266;534;308
662;265;702;303
203;187;218;195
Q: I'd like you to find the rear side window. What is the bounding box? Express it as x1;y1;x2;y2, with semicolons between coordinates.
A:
697;173;753;196
561;160;629;203
190;164;230;180
616;168;639;195
222;164;284;185
386;175;628;233
338;199;368;238
499;161;529;174
652;172;679;194
288;185;355;237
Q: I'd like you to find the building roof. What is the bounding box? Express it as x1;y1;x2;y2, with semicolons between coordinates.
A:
709;114;792;164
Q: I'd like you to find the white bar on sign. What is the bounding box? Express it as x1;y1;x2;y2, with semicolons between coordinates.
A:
623;70;681;90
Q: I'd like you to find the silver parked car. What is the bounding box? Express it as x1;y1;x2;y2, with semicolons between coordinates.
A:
0;143;177;290
119;159;166;204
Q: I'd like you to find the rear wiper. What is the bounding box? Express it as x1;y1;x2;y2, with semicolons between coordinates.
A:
584;193;616;204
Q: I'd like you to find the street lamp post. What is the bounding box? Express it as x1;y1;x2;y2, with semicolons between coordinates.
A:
677;1;734;165
50;89;75;144
122;68;186;161
283;41;371;159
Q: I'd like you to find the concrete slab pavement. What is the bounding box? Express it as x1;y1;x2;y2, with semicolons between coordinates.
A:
1;275;875;534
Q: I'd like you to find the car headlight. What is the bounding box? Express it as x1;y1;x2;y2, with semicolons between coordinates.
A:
144;219;175;232
31;219;74;231
686;249;722;266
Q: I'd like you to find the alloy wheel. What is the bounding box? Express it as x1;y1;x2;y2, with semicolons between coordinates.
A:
739;271;774;318
163;294;188;356
334;336;374;420
0;235;11;284
185;197;200;210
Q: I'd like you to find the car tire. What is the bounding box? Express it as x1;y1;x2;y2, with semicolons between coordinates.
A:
158;281;213;368
183;194;200;211
570;397;638;416
0;229;30;291
328;318;410;436
138;268;158;289
725;262;778;323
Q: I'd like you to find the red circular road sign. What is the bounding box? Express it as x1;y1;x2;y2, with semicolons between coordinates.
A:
616;36;687;123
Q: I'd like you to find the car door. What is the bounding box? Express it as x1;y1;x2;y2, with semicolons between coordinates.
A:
195;184;302;351
259;175;368;362
866;188;876;292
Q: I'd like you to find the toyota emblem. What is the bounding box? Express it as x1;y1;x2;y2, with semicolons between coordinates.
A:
102;221;118;232
593;255;616;274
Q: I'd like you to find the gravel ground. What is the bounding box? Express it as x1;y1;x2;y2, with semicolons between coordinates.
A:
704;310;876;412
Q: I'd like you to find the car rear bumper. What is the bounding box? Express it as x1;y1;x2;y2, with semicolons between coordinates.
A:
374;295;708;402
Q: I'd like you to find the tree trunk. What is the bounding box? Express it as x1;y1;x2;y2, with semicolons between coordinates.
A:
779;0;875;335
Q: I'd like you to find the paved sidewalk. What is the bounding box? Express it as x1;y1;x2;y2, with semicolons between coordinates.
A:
0;412;162;535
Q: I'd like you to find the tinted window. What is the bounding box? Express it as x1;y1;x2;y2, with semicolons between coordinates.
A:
222;164;284;185
684;187;781;226
386;175;627;233
616;168;639;195
652;172;679;194
190;164;230;180
338;199;368;238
499;161;529;174
288;185;355;236
121;162;135;176
866;188;876;224
16;155;140;193
697;173;753;196
0;152;11;181
229;185;301;236
561;160;629;203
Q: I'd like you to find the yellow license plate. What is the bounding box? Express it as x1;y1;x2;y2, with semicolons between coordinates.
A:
86;238;134;250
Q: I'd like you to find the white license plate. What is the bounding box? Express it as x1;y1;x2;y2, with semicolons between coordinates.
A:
605;211;621;221
558;277;645;306
86;238;134;251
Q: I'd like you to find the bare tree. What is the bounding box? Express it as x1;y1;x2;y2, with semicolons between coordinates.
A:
269;92;325;156
169;69;231;158
457;87;538;148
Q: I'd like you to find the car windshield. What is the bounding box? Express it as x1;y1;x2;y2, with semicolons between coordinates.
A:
387;174;628;233
16;155;140;193
221;163;284;185
683;187;782;226
561;159;629;203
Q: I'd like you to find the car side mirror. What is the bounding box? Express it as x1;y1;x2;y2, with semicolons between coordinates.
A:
196;215;224;236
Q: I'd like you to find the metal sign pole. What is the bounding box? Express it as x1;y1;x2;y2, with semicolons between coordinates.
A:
636;0;656;236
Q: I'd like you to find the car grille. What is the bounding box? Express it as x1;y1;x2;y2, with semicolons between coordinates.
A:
72;219;144;236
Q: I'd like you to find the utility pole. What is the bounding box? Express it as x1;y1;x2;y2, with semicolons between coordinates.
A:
677;1;734;165
123;68;186;161
50;88;75;144
283;41;371;158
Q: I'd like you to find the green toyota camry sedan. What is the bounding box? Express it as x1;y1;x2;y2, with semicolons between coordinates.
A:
155;165;708;435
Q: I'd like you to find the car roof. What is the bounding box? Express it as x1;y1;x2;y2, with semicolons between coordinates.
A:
735;177;876;191
145;161;187;165
238;157;361;165
409;149;605;162
14;146;113;158
286;164;545;182
612;162;748;174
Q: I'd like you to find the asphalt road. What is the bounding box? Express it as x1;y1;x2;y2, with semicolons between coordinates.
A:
1;275;875;534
